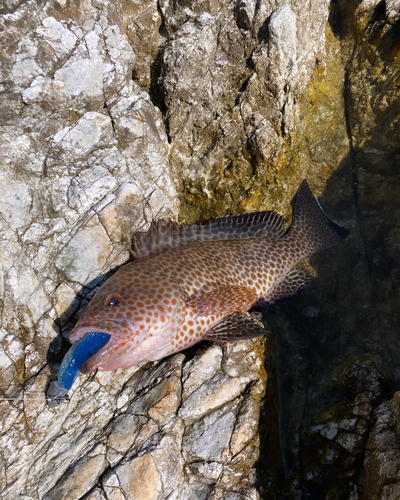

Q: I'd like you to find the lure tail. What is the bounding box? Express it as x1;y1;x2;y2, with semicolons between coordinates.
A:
47;332;110;407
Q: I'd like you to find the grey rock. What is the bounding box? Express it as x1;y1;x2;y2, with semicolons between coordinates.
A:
1;0;398;498
191;461;223;482
44;444;107;500
267;6;297;101
182;345;223;398
179;373;244;424
183;405;238;461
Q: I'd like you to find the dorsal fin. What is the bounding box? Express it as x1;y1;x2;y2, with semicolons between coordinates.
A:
131;211;285;259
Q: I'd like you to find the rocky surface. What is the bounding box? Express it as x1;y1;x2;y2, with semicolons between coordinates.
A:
0;339;265;499
359;391;400;500
0;0;399;499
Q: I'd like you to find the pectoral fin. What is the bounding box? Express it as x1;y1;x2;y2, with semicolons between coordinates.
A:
203;312;268;341
187;283;259;316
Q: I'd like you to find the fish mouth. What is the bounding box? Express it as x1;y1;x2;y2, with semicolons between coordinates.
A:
68;324;126;374
79;334;124;373
68;320;128;344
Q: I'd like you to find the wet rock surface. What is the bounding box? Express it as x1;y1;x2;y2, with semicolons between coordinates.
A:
0;0;399;499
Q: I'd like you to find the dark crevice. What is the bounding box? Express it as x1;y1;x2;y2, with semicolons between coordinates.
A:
366;0;386;38
148;48;167;115
257;14;270;43
103;101;116;133
328;0;345;39
380;19;400;61
156;0;170;39
234;74;252;106
148;2;170;115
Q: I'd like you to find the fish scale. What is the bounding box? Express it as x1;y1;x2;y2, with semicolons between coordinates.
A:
64;181;349;375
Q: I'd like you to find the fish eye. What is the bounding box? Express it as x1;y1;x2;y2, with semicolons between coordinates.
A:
105;294;121;307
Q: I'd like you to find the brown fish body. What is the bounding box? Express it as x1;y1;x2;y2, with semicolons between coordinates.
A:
69;181;348;373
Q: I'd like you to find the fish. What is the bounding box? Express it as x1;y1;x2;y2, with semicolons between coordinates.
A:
47;180;349;405
65;180;348;374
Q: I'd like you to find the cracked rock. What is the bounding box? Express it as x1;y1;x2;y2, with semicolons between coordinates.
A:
1;0;399;498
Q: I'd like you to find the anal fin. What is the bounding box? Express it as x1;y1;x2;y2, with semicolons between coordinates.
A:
204;312;269;341
187;283;259;316
255;264;317;307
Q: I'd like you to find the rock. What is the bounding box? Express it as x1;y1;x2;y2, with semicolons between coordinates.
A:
235;0;256;31
385;0;400;24
181;345;223;397
179;374;244;424
0;337;266;498
111;435;183;500
266;6;298;101
55;215;115;284
44;444;107;500
281;359;387;497
183;405;238;461
359;392;400;499
123;0;161;89
0;0;399;498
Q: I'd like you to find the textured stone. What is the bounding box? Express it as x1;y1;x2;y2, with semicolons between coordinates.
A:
44;444;107;500
267;6;297;101
83;488;108;500
182;345;223;398
235;0;256;30
0;0;398;498
179;374;244;424
359;392;400;499
107;413;147;455
230;397;259;456
114;454;162;500
55;216;114;284
183;406;237;461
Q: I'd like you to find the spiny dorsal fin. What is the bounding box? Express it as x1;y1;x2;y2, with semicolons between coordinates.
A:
131;211;285;259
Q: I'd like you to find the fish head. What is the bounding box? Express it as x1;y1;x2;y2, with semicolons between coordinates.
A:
68;268;186;372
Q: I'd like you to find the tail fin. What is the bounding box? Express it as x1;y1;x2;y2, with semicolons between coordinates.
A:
286;180;349;261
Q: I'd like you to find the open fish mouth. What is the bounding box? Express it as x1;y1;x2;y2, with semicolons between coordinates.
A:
68;319;127;344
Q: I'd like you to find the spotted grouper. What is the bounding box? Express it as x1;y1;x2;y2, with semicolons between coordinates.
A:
47;181;348;406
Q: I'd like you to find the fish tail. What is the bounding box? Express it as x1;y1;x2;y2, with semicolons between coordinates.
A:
286;180;349;261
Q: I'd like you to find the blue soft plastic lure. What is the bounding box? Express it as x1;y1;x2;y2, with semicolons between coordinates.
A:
47;332;110;407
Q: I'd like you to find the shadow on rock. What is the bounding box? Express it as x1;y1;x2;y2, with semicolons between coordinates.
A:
258;145;398;498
